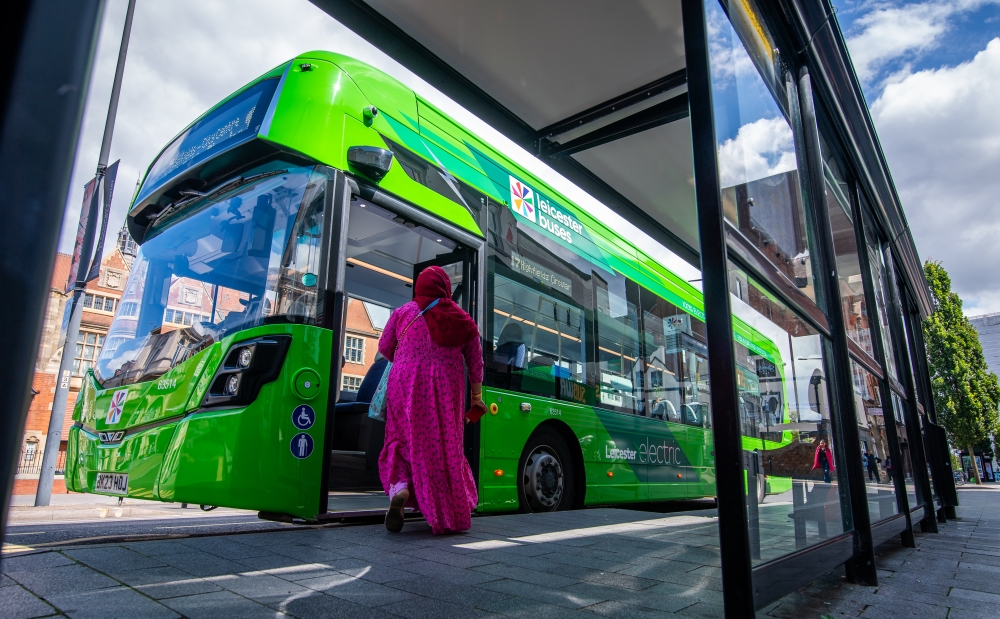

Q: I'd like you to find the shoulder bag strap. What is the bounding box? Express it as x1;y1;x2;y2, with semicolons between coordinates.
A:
394;298;441;354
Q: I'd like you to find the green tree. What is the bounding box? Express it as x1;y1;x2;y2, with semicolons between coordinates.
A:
923;261;1000;484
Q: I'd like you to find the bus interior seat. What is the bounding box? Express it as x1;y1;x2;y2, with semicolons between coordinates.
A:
331;357;389;473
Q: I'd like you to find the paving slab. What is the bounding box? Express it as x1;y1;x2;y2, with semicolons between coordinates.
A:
0;583;57;619
46;586;181;619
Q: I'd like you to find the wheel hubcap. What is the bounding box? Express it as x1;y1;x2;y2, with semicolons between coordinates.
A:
523;446;564;511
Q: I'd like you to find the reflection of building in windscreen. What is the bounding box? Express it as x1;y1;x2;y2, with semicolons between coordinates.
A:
95;165;327;388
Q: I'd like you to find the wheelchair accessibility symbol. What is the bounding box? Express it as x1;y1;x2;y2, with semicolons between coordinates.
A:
292;404;315;430
290;433;314;459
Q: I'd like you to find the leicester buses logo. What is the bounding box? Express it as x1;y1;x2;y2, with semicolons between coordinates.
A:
106;389;127;424
509;176;536;222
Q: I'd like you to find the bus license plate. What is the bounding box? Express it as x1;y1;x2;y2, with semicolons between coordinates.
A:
94;472;128;495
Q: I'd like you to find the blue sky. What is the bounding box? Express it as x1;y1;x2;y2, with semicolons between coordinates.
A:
835;0;1000;91
831;0;1000;315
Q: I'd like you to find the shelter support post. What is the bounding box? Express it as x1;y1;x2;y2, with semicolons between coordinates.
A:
794;67;877;585
681;0;755;616
0;0;105;550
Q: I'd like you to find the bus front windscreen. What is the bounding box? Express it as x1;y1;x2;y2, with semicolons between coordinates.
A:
96;164;328;388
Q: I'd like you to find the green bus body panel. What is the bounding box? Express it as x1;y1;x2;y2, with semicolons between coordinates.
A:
65;324;331;519
477;387;717;513
767;476;793;495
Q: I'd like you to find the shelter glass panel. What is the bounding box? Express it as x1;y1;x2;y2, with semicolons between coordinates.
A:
729;266;846;563
707;0;818;304
852;360;899;521
823;141;873;357
862;209;897;380
891;256;925;408
890;391;918;507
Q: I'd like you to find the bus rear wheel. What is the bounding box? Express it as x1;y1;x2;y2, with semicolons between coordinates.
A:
518;427;575;513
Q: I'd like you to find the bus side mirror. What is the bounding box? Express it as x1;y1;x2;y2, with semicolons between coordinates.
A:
348;146;393;182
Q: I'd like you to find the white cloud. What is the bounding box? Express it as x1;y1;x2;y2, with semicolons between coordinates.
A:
869;38;1000;314
845;0;1000;85
717;117;797;188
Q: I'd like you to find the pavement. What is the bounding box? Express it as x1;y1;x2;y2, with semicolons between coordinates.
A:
761;485;1000;619
1;486;997;618
7;493;254;524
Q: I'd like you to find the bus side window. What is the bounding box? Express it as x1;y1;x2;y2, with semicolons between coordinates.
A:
593;275;642;415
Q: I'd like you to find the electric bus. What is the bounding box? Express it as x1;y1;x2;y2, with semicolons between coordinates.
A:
65;52;795;520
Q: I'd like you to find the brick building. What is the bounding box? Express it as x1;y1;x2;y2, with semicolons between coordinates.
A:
15;225;136;495
341;298;386;392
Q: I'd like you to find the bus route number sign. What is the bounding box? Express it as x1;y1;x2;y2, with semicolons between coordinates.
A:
292;404;315;430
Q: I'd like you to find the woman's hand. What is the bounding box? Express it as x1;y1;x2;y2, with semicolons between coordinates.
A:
465;395;486;423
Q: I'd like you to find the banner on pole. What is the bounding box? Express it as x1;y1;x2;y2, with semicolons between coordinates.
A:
66;177;99;293
85;160;120;283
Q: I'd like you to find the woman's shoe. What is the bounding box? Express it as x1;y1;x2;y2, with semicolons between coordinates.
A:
385;488;408;533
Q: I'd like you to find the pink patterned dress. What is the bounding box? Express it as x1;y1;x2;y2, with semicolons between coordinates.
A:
377;301;483;534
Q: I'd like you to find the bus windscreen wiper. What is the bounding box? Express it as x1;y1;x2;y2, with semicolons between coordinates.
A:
151;169;289;226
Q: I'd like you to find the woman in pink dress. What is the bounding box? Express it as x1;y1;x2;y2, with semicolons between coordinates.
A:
378;266;485;534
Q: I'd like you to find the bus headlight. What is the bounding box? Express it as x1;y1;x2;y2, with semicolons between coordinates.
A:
202;335;291;408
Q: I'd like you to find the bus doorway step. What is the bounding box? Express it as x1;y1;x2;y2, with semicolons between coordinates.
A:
314;507;416;525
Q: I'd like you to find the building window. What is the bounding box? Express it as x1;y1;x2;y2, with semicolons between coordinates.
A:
119;301;138;317
164;308;205;326
24;441;37;462
82;293;118;313
74;331;105;375
342;375;364;391
345;336;365;364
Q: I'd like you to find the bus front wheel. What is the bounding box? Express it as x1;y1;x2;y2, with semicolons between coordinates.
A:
518;427;576;513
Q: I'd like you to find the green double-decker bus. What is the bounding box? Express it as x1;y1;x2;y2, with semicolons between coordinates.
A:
65;52;793;520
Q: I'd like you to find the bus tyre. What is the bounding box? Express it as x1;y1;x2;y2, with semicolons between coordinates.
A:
756;475;766;504
518;427;575;513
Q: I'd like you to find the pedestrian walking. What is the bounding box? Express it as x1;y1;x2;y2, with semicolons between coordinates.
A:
377;266;485;534
812;439;835;483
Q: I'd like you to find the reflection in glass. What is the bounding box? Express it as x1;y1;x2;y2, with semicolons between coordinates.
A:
730;268;845;562
891;391;918;507
852;360;899;521
97;164;328;387
707;0;817;303
823;140;873;356
890;248;924;407
640;288;712;427
862;210;897;380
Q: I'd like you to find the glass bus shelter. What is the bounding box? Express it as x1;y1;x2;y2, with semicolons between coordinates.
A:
311;0;957;616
